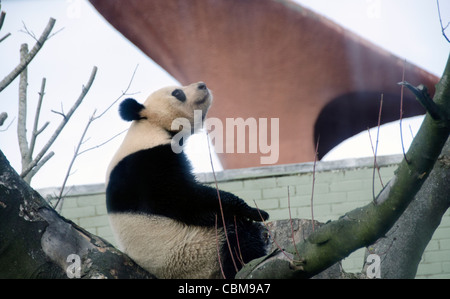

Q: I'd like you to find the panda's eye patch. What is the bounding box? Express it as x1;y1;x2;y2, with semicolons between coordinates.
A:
171;89;186;102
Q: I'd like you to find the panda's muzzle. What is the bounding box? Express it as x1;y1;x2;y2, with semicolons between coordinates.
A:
197;83;207;90
195;82;210;105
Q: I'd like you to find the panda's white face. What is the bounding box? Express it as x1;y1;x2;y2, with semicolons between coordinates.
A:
141;82;212;134
106;82;212;183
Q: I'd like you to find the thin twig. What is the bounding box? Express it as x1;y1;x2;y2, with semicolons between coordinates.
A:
54;111;96;210
28;78;47;163
233;215;245;267
372;95;384;202
437;0;450;43
206;131;239;274
0;11;11;43
54;65;137;206
311;136;320;232
287;186;300;257
0;112;7;126
20;21;38;42
367;128;384;188
215;214;227;279
77;128;128;156
0;18;56;93
0;32;10;43
399;61;410;164
0;115;15;132
0;11;6;31
94;64;140;120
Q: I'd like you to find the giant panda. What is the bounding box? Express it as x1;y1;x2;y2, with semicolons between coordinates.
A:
105;82;269;279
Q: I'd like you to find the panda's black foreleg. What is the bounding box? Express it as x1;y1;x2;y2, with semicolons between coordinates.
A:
221;220;269;279
217;189;269;222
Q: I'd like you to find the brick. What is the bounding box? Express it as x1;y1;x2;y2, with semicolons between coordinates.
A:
255;198;279;210
79;215;109;229
439;239;450;250
417;262;443;276
296;206;315;220
342;168;373;180
422;250;450;263
329;180;368;192
315;171;343;184
95;204;108;216
244;177;276;189
442;262;450;273
262;186;289;199
275;175;310;187
346;190;373;203
264;208;289;221
298;182;329;195
331;202;360;216
77;194;105;207
279;195;311;209
312;192;347;205
424;239;439;251
235;190;262;201
216;180;244;192
61;206;96;219
297;204;332;222
431;227;450;240
57;197;78;209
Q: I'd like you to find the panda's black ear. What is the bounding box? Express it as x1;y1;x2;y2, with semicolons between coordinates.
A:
119;98;146;121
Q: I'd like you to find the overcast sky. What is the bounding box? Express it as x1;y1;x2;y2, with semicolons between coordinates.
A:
0;0;449;189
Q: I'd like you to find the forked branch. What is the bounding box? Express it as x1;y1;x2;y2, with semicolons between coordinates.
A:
0;18;56;93
20;66;98;180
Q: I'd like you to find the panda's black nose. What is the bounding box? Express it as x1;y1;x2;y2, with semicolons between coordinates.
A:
198;83;207;90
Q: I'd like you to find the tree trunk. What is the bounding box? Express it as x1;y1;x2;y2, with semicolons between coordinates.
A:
0;150;154;279
364;138;450;278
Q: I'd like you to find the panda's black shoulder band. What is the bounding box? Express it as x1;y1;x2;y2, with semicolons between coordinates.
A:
119;98;146;121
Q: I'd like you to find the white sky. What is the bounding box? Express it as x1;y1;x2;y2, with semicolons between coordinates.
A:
0;0;449;189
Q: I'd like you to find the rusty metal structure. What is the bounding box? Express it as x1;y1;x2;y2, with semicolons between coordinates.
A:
90;0;438;169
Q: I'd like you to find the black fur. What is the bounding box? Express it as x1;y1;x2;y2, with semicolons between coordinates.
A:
171;89;186;102
119;98;146;121
106;144;269;278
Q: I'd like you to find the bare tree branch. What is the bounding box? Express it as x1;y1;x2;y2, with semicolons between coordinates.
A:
0;18;56;93
0;11;6;31
26;152;55;182
28;78;47;162
20;66;98;180
0;32;10;43
17;44;30;172
0;11;10;43
0;112;7;126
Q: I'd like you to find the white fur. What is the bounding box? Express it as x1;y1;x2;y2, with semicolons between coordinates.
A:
109;213;224;279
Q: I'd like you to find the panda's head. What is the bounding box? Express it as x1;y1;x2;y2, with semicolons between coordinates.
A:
119;82;212;135
106;82;212;182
